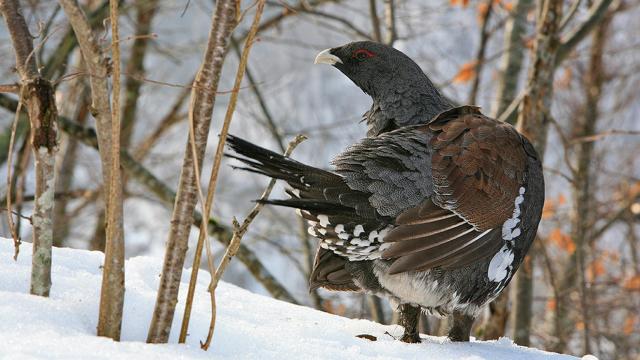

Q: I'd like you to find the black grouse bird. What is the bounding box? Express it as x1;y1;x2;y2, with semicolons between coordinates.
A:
226;41;544;343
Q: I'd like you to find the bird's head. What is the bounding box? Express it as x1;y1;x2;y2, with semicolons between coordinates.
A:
314;41;451;134
314;41;427;98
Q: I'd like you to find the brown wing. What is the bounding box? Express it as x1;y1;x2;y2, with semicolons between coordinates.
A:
382;106;528;274
429;106;527;229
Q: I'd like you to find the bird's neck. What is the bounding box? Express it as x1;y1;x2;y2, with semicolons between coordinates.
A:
367;76;451;137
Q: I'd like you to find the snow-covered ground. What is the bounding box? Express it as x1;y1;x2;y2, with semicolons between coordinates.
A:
0;239;579;360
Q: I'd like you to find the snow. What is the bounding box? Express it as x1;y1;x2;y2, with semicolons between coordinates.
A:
0;239;578;360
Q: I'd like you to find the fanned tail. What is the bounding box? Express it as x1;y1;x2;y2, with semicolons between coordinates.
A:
226;134;344;205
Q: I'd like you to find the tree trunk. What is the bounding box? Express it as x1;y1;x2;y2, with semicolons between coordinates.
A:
1;0;60;297
512;255;534;345
368;0;382;42
482;290;510;340
482;0;532;340
367;296;386;324
54;81;89;247
554;16;610;354
468;0;493;105
146;0;238;344
121;0;159;147
512;0;564;346
491;0;533;123
382;0;396;46
58;0;126;340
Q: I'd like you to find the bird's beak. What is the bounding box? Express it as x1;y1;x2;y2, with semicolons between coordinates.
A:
314;48;342;65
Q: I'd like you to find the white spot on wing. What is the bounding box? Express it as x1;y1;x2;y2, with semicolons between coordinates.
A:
501;187;526;242
489;186;526;283
488;245;514;282
354;225;364;237
317;215;330;227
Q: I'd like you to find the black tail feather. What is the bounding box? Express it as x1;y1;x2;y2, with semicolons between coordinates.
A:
226;134;381;224
225;134;343;194
257;198;352;214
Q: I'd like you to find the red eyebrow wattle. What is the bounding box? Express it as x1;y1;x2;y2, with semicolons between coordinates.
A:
353;49;376;58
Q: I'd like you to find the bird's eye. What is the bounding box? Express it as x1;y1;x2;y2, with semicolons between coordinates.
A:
352;49;375;60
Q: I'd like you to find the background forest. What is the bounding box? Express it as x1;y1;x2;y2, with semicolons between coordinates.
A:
1;0;639;359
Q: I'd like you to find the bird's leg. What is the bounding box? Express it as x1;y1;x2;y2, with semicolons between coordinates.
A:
447;310;475;342
398;304;421;343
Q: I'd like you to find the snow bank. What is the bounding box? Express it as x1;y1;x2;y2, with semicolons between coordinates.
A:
0;239;577;359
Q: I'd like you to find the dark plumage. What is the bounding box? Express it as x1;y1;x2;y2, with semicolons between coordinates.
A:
316;41;451;136
228;41;544;343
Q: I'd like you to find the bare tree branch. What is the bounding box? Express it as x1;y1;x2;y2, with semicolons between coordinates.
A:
0;84;20;93
382;0;396;45
369;0;382;42
469;0;494;105
121;0;159;148
556;0;614;64
203;133;305;350
180;1;266;344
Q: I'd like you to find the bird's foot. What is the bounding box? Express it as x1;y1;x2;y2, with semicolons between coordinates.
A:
396;303;422;343
447;310;474;342
447;329;470;342
400;331;421;343
383;331;421;343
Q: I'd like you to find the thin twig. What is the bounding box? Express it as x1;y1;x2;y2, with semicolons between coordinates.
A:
179;0;265;346
547;113;578;178
55;69;254;93
0;208;32;222
469;0;494;104
12;134;31;239
5;87;24;260
368;0;382;42
133;82;192;160
556;0;614;64
382;0;396;45
202;134;307;350
559;0;582;31
496;88;526;123
0;84;19;93
570;129;640;144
